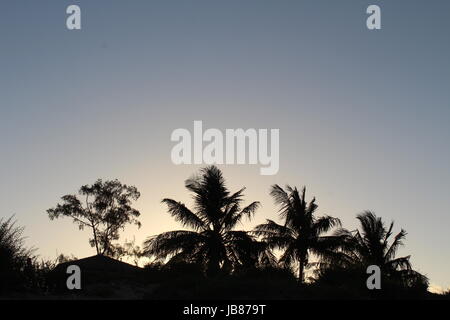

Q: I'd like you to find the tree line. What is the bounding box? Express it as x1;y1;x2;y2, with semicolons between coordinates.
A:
0;165;439;297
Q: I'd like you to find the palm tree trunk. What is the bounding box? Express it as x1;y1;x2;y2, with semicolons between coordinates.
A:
299;261;304;284
299;255;308;284
207;249;221;277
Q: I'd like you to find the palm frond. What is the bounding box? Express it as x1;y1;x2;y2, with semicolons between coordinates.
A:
385;256;412;271
313;216;341;235
161;198;206;231
143;230;204;260
384;229;407;261
253;220;293;238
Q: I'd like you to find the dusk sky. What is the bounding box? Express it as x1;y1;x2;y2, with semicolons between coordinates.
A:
1;1;450;291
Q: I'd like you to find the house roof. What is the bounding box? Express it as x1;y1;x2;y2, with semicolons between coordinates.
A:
54;254;141;274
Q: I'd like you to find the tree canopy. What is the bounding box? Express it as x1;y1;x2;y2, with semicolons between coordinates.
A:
47;179;141;256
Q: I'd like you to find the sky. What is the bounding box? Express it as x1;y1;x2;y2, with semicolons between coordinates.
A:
0;0;449;291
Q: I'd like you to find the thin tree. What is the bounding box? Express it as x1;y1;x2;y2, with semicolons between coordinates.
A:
254;185;341;284
47;179;141;256
144;166;270;276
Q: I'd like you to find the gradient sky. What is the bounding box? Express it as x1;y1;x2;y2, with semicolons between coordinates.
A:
1;0;449;290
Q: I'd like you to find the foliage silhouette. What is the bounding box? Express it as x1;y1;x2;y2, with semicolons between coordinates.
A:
318;211;428;291
0;215;33;293
144;166;272;277
3;168;447;299
110;238;143;266
47;179;141;256
254;185;341;284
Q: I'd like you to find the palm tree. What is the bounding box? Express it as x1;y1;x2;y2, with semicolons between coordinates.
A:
144;166;271;276
254;185;341;284
321;211;428;288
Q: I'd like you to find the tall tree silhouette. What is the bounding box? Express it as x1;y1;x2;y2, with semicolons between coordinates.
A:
144;166;267;276
254;185;341;284
47;179;141;256
322;211;428;287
